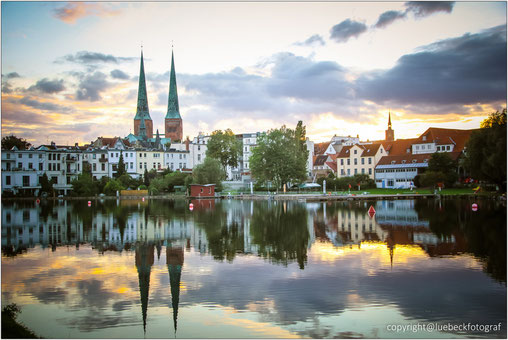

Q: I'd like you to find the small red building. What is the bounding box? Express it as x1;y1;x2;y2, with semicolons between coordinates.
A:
189;184;215;198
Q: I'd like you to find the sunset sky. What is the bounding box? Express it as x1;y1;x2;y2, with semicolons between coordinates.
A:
1;1;506;146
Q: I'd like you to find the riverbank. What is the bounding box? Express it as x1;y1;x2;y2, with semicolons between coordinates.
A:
1;190;503;202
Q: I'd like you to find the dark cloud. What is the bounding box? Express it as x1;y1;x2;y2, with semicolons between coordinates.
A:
27;78;65;94
6;72;21;79
60;51;135;65
110;69;130;80
374;10;407;28
405;1;455;18
75;71;111;101
330;19;368;43
294;34;326;47
357;25;507;106
32;287;68;304
1;109;51;126
19;96;71;112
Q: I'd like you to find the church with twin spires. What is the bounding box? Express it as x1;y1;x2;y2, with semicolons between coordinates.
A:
126;48;183;147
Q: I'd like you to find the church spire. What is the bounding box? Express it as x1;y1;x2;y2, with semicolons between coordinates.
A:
388;111;392;129
139;116;147;140
166;49;181;119
135;49;150;120
167;246;184;335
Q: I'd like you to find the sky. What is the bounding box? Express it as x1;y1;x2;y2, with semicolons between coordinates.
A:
1;1;506;146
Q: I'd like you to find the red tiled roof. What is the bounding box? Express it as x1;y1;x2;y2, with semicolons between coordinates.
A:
314;154;328;166
336;145;353;158
361;143;381;157
314;142;330;155
417;128;477;152
326;161;337;172
383;138;418;156
376;151;462;166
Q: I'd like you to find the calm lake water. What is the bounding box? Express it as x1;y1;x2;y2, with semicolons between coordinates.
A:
1;198;506;338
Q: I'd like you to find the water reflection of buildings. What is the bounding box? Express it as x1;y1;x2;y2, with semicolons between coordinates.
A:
313;200;465;260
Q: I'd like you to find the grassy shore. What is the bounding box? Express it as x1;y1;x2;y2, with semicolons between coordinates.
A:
2;304;40;338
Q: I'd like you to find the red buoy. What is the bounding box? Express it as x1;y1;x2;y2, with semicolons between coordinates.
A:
87;201;91;207
189;203;194;211
36;198;40;204
472;203;478;211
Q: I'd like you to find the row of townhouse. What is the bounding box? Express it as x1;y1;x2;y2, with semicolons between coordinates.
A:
311;127;476;189
1;133;211;196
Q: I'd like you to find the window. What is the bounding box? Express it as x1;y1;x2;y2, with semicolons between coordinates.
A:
179;163;182;169
179;154;182;159
93;164;97;171
347;169;350;176
23;211;29;222
28;163;33;169
144;153;146;157
200;188;203;193
369;168;372;175
198;145;201;151
116;153;119;157
354;149;357;155
18;154;22;159
447;145;451;151
140;153;143;158
361;168;365;174
39;163;43;171
18;162;22;169
6;176;11;185
341;169;345;175
6;154;10;159
347;159;350;166
29;154;33;158
171;163;174;170
140;162;143;169
354;169;358;175
368;157;372;164
144;162;147;169
340;159;344;165
153;162;156;169
93;154;96;159
23;176;30;187
354;158;357;165
57;154;61;160
361;158;364;165
101;164;105;171
130;163;133;169
39;154;42;159
57;164;60;171
198;154;201;161
427;144;431;149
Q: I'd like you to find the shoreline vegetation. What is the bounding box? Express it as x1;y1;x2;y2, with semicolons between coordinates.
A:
1;304;40;339
1;188;503;202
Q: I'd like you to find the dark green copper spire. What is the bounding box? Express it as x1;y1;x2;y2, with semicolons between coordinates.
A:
165;50;181;119
135;49;151;120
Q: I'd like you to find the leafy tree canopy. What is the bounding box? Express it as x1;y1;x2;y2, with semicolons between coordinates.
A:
1;135;31;150
192;157;226;191
465;109;507;190
250;123;308;190
206;129;242;172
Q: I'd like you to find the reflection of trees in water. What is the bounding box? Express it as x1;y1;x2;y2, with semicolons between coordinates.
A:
193;202;245;262
250;202;309;269
415;199;507;283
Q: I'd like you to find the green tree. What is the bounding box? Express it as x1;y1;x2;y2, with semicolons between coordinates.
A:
1;135;31;150
39;173;53;195
143;169;150;186
104;179;125;196
115;151;126;178
250;124;308;190
192;157;226;191
465;109;507;190
71;173;97;196
419;152;458;188
206;129;242;172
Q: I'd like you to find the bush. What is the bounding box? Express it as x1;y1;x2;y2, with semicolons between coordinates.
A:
104;179;124;196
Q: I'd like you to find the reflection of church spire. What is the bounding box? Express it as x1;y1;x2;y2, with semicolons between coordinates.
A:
136;242;154;334
388;243;394;269
167;246;184;335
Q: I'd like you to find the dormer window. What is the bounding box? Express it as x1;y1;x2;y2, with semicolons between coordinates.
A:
424;159;428;163
391;160;396;164
422;136;427;141
401;160;406;164
412;159;417;163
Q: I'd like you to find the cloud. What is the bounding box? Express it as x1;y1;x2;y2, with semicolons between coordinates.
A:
357;25;507;106
6;72;21;79
53;3;120;24
110;69;130;80
405;1;455;18
27;78;66;94
61;51;135;65
294;34;326;47
75;71;111;101
19;96;71;112
374;10;407;29
330;19;368;43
